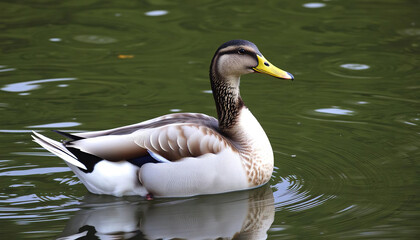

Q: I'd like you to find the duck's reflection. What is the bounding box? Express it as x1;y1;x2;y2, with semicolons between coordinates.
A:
58;185;274;240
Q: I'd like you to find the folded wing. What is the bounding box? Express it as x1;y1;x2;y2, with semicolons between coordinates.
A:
64;114;236;164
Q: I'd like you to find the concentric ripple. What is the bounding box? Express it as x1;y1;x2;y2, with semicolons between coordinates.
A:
319;52;417;79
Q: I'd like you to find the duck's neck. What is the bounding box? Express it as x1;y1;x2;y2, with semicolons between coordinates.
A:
210;71;274;186
210;71;244;132
210;60;273;186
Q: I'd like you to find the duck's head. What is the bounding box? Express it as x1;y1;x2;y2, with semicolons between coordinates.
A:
210;40;294;131
210;39;294;81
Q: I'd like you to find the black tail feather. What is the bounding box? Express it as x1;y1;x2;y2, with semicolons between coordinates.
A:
67;147;102;173
53;130;85;141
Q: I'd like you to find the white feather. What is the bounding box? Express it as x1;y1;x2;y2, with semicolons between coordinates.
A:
31;131;87;170
147;149;170;163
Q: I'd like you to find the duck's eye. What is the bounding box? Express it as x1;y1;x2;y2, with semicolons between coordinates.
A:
238;49;246;54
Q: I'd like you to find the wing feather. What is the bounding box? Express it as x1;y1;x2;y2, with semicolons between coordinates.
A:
176;130;187;151
186;132;199;156
67;134;147;161
73;113;218;138
133;123;237;161
55;114;235;163
158;131;170;152
149;130;160;151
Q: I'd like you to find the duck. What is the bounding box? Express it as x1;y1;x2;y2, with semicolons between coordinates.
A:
32;39;293;198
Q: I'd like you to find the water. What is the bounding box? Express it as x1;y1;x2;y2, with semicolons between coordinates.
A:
1;0;419;239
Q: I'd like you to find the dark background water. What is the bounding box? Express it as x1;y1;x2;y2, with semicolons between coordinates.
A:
1;0;419;239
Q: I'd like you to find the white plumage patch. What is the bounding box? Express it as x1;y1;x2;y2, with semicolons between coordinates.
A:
69;160;147;196
31;131;87;170
147;150;170;163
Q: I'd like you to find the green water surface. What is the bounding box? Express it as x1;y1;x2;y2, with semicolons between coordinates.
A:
1;0;419;239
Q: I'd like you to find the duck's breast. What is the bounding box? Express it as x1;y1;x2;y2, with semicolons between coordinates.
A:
140;149;249;197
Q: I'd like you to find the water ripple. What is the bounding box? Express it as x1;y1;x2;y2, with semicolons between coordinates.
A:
314;107;355;116
0;66;17;73
273;177;332;211
303;3;326;9
27;122;81;128
0;167;70;176
320;52;417;79
73;35;117;44
1;78;76;93
145;10;168;16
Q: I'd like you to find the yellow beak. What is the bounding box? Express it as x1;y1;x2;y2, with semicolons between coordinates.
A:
253;55;294;80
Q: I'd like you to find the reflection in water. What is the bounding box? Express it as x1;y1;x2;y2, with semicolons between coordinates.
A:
302;3;326;9
0;66;16;72
49;38;62;42
1;77;76;93
58;185;274;240
340;63;370;70
27;122;81;128
314;107;354;115
145;10;169;16
73;35;117;44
